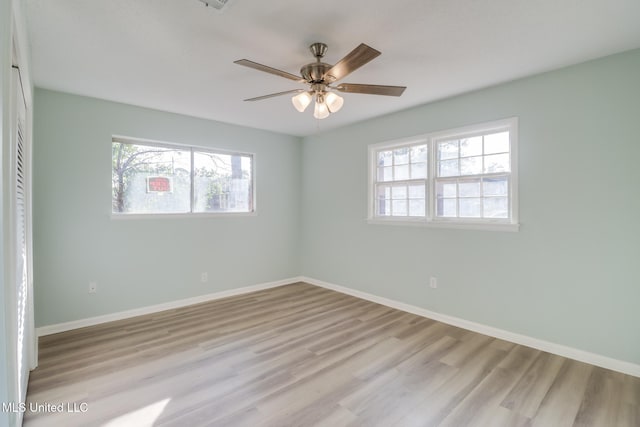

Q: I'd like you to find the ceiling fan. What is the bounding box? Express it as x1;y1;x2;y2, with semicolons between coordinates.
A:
234;42;406;119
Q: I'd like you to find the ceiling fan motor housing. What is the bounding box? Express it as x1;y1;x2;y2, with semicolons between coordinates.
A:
300;42;336;83
300;62;332;83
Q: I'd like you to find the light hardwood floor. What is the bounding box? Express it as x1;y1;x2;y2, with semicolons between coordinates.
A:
24;283;639;426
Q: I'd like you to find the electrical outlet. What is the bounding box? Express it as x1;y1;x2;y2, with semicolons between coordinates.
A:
200;272;208;283
89;282;97;293
429;277;438;289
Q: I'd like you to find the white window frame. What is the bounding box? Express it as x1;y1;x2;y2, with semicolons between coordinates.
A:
367;117;519;232
111;136;256;219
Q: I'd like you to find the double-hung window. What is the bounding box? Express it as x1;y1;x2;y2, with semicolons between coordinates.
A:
368;118;518;231
112;137;254;216
373;140;428;218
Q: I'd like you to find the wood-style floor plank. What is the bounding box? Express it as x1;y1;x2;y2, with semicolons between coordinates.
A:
24;283;640;426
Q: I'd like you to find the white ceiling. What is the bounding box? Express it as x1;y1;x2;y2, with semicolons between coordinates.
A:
25;0;640;137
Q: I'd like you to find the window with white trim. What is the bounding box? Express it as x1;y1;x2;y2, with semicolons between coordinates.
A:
368;118;518;230
374;142;428;218
112;138;254;215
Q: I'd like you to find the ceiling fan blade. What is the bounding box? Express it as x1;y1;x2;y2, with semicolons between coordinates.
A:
323;43;381;83
234;59;305;83
336;83;406;96
243;89;305;102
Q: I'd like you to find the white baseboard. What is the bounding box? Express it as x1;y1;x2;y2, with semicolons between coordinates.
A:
36;277;303;337
300;276;640;378
36;275;640;378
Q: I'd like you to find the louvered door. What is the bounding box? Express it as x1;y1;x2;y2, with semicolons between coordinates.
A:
11;65;30;403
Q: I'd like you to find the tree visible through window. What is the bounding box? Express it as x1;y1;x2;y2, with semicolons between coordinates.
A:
112;138;253;215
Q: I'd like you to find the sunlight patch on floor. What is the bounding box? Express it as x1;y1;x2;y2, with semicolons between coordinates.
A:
102;398;171;427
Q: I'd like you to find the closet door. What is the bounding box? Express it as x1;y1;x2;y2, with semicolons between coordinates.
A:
10;64;31;404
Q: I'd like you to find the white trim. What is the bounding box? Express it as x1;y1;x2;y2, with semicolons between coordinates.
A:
300;276;640;378
367;136;429;220
366;218;520;232
112;135;255;158
36;277;302;337
368;135;430;151
111;136;257;216
368;117;519;231
428;117;517;141
35;275;640;378
111;212;258;220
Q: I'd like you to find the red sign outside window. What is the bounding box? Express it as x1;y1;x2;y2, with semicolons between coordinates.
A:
146;176;172;193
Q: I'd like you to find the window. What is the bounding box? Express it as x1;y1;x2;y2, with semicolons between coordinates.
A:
374;142;428;218
368;118;518;231
112;138;254;215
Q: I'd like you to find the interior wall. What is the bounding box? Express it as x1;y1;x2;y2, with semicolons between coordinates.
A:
32;49;640;368
33;89;302;327
300;48;640;365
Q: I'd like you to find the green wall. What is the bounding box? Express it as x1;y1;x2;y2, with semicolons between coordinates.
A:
33;49;640;367
300;49;640;365
33;90;302;326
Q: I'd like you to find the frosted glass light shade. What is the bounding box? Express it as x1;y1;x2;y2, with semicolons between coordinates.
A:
325;92;344;113
291;92;312;112
313;101;330;119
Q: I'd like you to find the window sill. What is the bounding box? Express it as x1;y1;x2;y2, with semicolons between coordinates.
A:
111;212;257;220
366;218;520;232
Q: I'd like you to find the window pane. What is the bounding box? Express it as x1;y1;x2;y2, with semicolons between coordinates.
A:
193;152;253;213
409;199;425;216
377;198;391;216
378;150;393;166
378;166;393;182
438;159;459;177
394;164;410;180
458;179;481;197
483;197;509;218
409;184;425;199
112;143;190;213
460;156;482;176
459;198;481;217
376;184;391;213
391;185;407;200
376;184;385;198
484;153;510;173
438;140;459;160
484;132;509;154
392;200;407;216
410;145;427;163
460;136;482;157
437;198;457;217
393;147;410;165
483;177;508;196
436;181;457;198
372;119;515;224
410;162;427;179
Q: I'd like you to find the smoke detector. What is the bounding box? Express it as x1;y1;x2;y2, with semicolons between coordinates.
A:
197;0;234;12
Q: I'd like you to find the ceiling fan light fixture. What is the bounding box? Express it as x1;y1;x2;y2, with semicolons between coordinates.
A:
291;91;312;112
313;100;330;120
325;92;344;113
235;42;406;121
